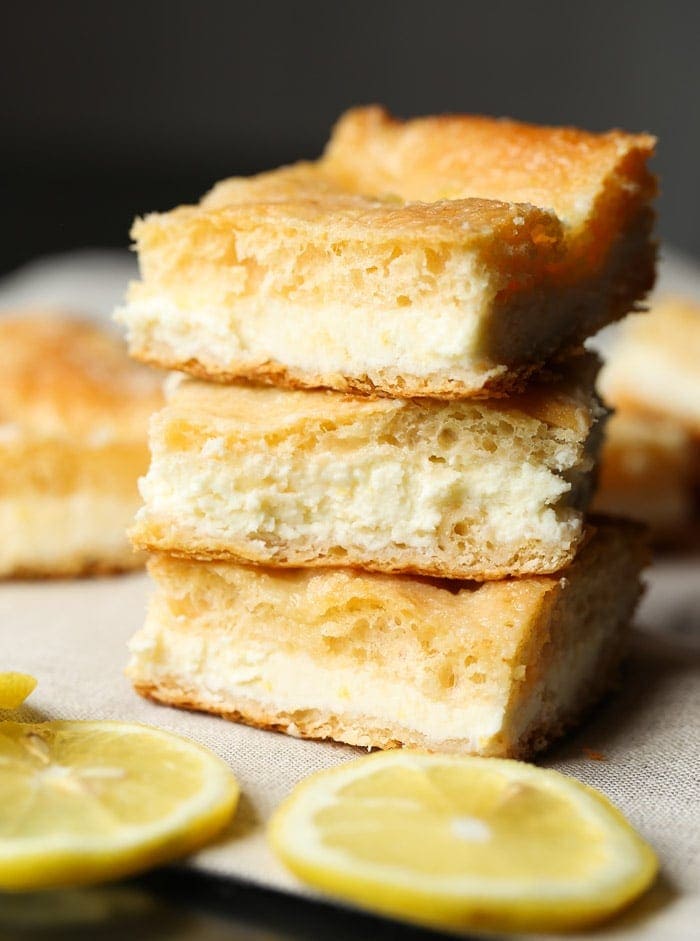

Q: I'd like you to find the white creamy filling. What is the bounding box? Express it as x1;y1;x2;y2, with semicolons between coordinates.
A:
117;292;487;378
129;627;508;749
138;443;575;554
0;493;139;572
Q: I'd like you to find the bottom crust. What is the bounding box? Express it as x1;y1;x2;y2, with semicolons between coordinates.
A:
130;342;549;400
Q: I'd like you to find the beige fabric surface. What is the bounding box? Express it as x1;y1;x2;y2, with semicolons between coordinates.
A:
0;557;697;940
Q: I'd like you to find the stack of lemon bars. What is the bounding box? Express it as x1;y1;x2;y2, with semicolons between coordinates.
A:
121;107;657;759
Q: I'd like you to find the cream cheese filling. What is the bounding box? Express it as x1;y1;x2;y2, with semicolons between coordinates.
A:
136;441;578;557
116;288;489;380
129;624;509;750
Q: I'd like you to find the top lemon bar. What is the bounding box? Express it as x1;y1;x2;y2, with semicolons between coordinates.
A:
118;106;656;398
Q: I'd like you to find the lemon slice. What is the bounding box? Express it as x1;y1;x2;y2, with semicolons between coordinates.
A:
269;751;657;932
0;721;238;890
0;673;37;709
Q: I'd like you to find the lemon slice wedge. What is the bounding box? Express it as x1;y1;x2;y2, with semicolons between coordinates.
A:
269;751;657;932
0;673;37;709
0;721;238;890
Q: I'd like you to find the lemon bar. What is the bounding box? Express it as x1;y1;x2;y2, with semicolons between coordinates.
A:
128;520;647;758
0;313;163;576
132;356;605;580
599;296;700;435
117;106;656;399
594;410;696;537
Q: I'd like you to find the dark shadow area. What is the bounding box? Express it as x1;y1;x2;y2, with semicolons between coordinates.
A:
549;629;700;762
143;868;479;941
0;871;484;941
2;1;700;274
0;884;201;941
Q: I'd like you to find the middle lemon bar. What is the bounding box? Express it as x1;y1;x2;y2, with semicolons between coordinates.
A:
133;356;604;580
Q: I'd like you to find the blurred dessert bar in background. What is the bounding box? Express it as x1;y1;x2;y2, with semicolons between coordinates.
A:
0;312;163;576
595;297;700;539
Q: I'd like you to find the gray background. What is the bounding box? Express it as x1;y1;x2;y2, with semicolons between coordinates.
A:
1;0;698;274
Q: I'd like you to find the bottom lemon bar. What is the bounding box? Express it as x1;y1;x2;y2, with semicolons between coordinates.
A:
594;410;697;539
128;520;646;758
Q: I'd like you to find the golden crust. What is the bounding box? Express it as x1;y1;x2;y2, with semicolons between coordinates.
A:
162;353;599;433
323;106;656;231
204;105;656;236
196;190;562;247
129;519;647;757
0;311;164;440
136;544;576;584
